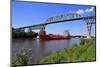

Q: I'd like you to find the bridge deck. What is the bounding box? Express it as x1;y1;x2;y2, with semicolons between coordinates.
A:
16;16;95;29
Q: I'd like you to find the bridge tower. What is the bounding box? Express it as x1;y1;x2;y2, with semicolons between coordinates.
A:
84;17;95;39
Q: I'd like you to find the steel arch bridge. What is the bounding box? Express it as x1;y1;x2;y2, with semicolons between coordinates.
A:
15;12;96;38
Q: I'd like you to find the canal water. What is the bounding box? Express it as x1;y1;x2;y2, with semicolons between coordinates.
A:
12;38;80;64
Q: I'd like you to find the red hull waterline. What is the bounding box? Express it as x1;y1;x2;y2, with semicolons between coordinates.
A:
39;35;71;40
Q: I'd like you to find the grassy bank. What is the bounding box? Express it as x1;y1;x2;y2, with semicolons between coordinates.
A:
39;38;96;64
11;48;32;67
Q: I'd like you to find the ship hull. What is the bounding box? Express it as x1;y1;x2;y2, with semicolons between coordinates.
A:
39;35;71;40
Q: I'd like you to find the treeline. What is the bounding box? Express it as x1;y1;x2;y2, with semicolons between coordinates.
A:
12;28;38;38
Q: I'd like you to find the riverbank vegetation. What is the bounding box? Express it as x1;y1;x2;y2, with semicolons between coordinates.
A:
12;28;38;38
39;38;96;64
12;48;32;67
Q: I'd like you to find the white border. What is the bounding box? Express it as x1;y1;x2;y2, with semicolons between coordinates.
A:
18;0;96;5
0;0;100;67
0;0;10;67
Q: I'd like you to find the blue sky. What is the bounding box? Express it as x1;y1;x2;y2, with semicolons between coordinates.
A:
12;0;96;36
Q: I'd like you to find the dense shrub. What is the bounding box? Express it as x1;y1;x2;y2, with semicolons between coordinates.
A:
12;48;32;67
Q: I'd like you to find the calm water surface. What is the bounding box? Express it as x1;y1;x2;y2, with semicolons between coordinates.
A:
12;38;80;64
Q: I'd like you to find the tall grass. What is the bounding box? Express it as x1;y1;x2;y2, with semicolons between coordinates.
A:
12;48;32;67
39;38;96;64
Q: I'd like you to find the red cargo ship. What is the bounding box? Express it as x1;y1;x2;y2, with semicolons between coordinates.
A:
39;30;71;40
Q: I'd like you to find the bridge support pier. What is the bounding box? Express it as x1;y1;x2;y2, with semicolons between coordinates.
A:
84;17;95;39
28;28;32;32
86;22;92;39
39;26;46;40
20;28;25;32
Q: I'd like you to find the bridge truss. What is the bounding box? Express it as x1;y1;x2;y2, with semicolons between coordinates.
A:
16;12;96;38
83;17;96;38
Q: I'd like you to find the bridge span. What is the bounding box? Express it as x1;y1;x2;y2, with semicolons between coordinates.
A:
15;12;96;38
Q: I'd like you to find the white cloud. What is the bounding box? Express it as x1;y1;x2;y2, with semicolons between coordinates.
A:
76;7;95;14
76;9;85;14
85;7;95;12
